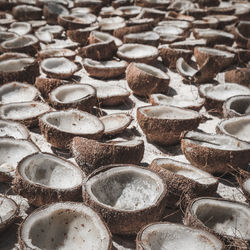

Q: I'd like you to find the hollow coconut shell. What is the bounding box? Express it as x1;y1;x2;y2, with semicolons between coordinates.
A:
149;158;218;209
225;68;250;88
126;62;170;97
184;197;250;249
137;105;201;146
71;137;144;175
82;164;168;235
181;130;250;174
12;152;85;207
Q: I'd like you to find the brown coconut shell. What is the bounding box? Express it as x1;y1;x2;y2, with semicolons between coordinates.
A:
67;26;97;45
43;2;69;24
12;5;42;21
12;152;85;207
225;68;250;88
236;169;250;205
71;137;144;175
126;62;169;97
82;164;168;235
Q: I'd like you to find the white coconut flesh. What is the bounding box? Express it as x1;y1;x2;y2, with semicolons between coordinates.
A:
19;153;83;189
139;223;223;250
118;6;141;15
218;116;250;143
0;196;18;224
242;178;250;193
151;94;204;108
39;49;76;59
125;31;159;40
0;82;39;104
35;31;54;43
95;85;129;99
1;35;38;49
0;57;35;72
0;102;51;120
100;17;125;30
42;110;104;134
90;31;122;47
0;138;39;174
194;29;233;39
118;44;158;59
38;25;64;35
225;96;250;115
176;58;197;77
20;203;111;250
191;198;250;240
184;130;250;150
153;25;184;36
196;47;234;58
0;32;19;42
84;58;126;68
100;114;132;134
153;158;217;185
41;57;78;75
199;83;250;101
50;84;96;103
9;22;32;35
0;120;29;139
86;166;164;211
134;63;169;79
112;139;143;147
140;105;199;120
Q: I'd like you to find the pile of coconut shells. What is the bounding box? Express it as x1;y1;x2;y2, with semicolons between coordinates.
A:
1;0;250;249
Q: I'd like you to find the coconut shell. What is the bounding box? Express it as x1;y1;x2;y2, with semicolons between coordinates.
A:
82;164;168;235
12;5;42;21
67;28;94;46
126;63;169;97
71;137;144;175
225;68;250;88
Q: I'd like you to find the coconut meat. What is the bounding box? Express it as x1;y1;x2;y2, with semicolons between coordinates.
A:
51;84;95;103
2;35;38;49
196;47;234;58
95;85;129;98
242;178;250;193
200;83;250;101
226;96;250;115
140;223;223;250
113;139;143;147
154;25;184;36
19;153;82;189
192;199;250;240
140;105;199;120
86;166;164;211
184;131;250;150
43;110;104;134
0;196;18;223
125;31;159;40
21;203;110;250
90;31;122;47
135;63;169;79
84;58;126;68
0;120;29;139
0;58;35;72
0;82;38;104
118;44;158;58
0;102;51;120
9;22;32;35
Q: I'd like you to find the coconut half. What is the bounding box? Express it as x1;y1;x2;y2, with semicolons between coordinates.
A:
0;195;19;232
72;138;144;174
100;113;132;136
38;48;76;60
184;197;250;249
126;62;170;97
117;43;159;63
223;95;250;118
0;101;52;128
12;4;42;21
233;21;250;48
0;82;40;104
41;57;80;79
199;83;250;113
0;119;29;139
37;24;64;38
19;202;112;250
0;31;19;43
8;22;32;36
83;164;167;234
0;137;39;182
0;52;39;84
83;58;127;79
13;152;85;206
149;93;205;111
39;109;104;149
241;177;250;205
149;158;218;207
49;84;97;112
181;130;250;173
137;105;200;146
225;68;250;88
216;115;250;144
136;222;224;250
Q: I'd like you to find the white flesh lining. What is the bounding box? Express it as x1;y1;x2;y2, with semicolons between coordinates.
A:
21;203;110;250
0;58;34;72
96;85;128;98
0;197;17;223
243;178;250;193
192;199;250;240
87;167;164;211
42;58;77;74
119;44;158;58
20;154;82;189
141;223;223;250
0;121;28;139
135;63;168;79
101;114;130;133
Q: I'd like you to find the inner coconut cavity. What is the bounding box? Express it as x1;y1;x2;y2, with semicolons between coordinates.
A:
135;63;169;79
20;203;110;250
19;153;83;189
140;223;223;250
191;198;250;240
86;166;164;211
225;96;250;116
0;120;29;139
43;110;104;134
119;44;158;58
140;105;199;120
0;58;35;72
